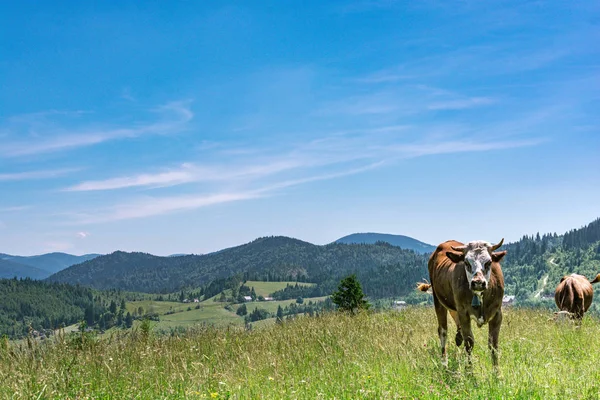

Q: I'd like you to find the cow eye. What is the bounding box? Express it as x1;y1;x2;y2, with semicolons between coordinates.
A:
465;260;472;270
485;261;491;269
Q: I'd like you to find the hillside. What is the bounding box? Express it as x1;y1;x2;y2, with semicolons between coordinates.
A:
46;217;600;303
0;252;101;275
0;259;49;280
47;236;429;294
0;278;140;338
335;232;435;253
4;308;600;399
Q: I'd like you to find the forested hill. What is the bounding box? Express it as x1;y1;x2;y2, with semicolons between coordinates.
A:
45;217;600;301
0;278;135;339
500;218;600;300
46;237;429;293
334;233;435;254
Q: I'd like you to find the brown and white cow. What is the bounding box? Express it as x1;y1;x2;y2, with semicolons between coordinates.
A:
417;239;506;368
555;273;600;320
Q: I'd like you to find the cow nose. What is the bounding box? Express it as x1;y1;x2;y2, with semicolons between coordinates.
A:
471;280;486;289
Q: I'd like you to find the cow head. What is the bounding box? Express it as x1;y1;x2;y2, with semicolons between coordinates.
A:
447;239;506;292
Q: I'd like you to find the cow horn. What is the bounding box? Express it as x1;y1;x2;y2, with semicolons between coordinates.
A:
488;238;504;251
451;245;467;253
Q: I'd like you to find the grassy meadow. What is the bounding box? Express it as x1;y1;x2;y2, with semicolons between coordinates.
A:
124;294;329;333
244;281;315;298
242;296;329;315
3;307;600;399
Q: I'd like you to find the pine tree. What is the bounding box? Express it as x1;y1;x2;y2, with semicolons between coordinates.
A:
236;304;247;316
109;300;117;314
276;305;284;324
331;274;371;314
125;312;133;328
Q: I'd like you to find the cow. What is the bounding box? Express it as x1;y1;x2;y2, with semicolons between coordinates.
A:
554;273;600;321
417;239;506;368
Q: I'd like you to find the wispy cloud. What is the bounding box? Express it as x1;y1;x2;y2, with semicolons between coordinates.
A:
428;97;496;111
76;231;90;239
73;192;265;224
355;71;415;84
0;206;31;212
0;168;78;181
386;138;546;158
65;131;544;223
0;101;193;157
64;159;318;192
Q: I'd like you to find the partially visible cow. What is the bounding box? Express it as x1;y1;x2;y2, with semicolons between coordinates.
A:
554;273;600;320
417;239;506;368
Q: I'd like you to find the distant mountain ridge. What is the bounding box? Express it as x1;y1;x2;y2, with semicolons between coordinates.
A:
0;258;50;280
334;233;435;254
46;236;428;293
0;252;101;279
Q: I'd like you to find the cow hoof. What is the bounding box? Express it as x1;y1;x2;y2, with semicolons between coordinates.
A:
441;357;448;368
455;333;463;347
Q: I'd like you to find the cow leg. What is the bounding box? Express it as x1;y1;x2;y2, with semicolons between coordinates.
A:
488;310;502;370
450;311;463;347
458;311;474;367
433;294;449;367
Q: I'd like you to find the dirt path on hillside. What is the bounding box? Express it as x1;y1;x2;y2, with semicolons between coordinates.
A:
534;257;558;298
535;275;549;298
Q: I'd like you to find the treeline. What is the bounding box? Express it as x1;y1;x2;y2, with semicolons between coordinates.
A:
563;218;600;249
0;278;146;339
499;220;600;301
271;283;328;301
501;233;562;299
236;298;336;326
48;237;434;294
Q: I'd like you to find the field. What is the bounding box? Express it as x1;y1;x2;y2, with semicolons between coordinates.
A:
242;296;329;314
126;300;190;315
126;294;328;332
3;307;600;399
244;281;315;297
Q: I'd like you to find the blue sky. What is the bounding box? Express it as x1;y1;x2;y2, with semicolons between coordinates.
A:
1;0;599;256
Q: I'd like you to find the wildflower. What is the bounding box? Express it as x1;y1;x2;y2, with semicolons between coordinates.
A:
210;392;218;398
268;376;275;381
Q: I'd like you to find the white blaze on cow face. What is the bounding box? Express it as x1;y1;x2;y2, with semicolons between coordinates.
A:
462;241;493;292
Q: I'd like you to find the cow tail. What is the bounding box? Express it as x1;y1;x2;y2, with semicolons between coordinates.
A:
589;274;600;284
417;283;432;292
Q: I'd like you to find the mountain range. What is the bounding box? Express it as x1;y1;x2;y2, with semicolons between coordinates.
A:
46;235;430;293
0;252;101;279
4;233;433;281
334;233;435;253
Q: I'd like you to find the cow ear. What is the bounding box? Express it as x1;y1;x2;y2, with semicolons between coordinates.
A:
491;250;507;262
446;251;464;264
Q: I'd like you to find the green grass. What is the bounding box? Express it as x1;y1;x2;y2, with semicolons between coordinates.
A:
4;307;600;399
242;296;329;314
126;300;190;315
156;302;241;329
243;281;315;297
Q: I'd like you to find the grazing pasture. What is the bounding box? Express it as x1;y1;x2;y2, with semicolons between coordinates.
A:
241;296;329;314
2;307;600;399
243;281;315;297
